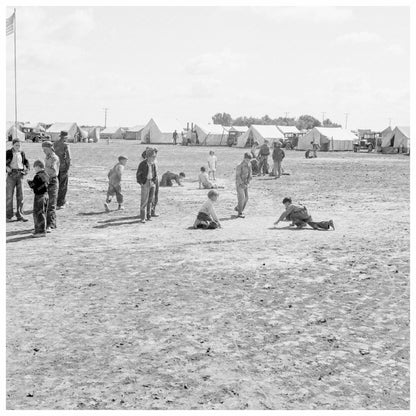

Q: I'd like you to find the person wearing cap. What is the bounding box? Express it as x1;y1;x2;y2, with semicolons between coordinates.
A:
104;156;128;212
42;141;60;232
6;139;30;222
141;147;159;217
234;152;252;218
136;148;157;223
53;130;71;209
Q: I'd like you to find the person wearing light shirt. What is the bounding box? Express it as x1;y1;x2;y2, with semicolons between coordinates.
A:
193;190;221;229
234;152;252;218
6;139;30;222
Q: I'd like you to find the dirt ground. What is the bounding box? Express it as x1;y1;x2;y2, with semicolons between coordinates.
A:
6;141;410;410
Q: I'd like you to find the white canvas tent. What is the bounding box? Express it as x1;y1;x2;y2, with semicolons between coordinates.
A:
194;124;227;146
6;122;25;141
236;125;284;148
46;122;81;142
392;126;410;151
84;126;101;142
100;126;125;140
297;127;357;151
276;125;300;135
141;119;183;144
125;125;145;140
21;122;45;132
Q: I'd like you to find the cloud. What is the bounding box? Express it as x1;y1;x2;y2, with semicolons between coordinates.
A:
251;6;353;24
184;50;245;76
386;43;406;55
334;31;382;45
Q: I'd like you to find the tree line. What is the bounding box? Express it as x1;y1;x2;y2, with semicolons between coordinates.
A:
212;113;341;131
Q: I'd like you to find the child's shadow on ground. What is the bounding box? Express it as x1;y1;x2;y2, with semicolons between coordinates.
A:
6;229;33;237
78;211;109;216
7;235;36;243
267;226;315;231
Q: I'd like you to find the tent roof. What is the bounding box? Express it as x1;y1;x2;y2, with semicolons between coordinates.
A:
152;119;183;133
195;124;226;135
46;122;78;133
314;127;357;140
127;125;145;132
395;126;410;138
101;126;124;134
229;125;248;132
277;125;300;134
251;125;284;139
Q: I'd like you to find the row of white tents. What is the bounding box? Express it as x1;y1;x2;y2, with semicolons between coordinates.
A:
7;119;410;152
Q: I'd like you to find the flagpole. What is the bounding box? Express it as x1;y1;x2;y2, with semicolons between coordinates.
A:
13;8;17;130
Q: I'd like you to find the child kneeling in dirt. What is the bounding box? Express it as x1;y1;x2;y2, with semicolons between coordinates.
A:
104;156;128;212
274;197;335;230
193;189;222;229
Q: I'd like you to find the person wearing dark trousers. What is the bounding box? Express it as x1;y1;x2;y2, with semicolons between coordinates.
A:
234;153;252;218
274;197;335;230
141;147;159;217
53;130;71;209
271;142;285;178
136;148;157;223
6;139;30;222
27;160;49;237
160;171;185;187
258;141;270;175
42;141;60;232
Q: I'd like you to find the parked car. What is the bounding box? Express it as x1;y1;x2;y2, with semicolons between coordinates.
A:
27;131;51;143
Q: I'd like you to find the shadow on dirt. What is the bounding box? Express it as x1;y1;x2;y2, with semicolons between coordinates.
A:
7;235;37;243
96;215;139;224
78;211;109;216
93;219;142;229
6;229;33;237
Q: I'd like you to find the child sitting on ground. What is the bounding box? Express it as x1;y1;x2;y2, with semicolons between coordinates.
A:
274;197;335;230
198;166;224;189
104;156;128;212
193;189;222;229
27;160;49;237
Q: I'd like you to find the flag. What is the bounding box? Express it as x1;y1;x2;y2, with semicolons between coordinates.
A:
6;12;15;36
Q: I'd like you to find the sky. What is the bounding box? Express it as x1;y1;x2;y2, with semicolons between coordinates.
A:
5;5;410;130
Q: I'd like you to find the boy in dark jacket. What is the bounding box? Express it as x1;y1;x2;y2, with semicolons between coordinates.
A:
27;160;49;237
136;148;157;223
6;139;30;222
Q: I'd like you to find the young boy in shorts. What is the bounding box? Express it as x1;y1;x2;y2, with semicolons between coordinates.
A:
105;156;128;212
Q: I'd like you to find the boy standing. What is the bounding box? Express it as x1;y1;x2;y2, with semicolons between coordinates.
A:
136;148;157;223
53;130;71;209
258;141;270;175
207;150;217;181
27;160;49;237
271;142;285;178
235;153;252;218
42;141;60;232
105;156;128;212
6;139;30;222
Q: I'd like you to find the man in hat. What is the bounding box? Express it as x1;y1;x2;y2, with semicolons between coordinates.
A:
136;148;157;223
6;139;30;222
53;130;71;209
234;152;252;218
42;141;60;232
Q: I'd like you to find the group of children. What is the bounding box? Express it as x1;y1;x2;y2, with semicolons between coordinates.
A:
19;142;334;236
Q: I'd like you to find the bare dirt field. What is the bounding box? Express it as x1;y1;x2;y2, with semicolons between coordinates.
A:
6;141;410;410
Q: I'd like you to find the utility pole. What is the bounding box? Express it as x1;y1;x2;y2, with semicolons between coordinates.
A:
322;112;326;126
103;108;109;128
284;112;289;119
344;113;349;130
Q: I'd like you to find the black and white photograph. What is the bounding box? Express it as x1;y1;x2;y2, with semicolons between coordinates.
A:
3;0;413;412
